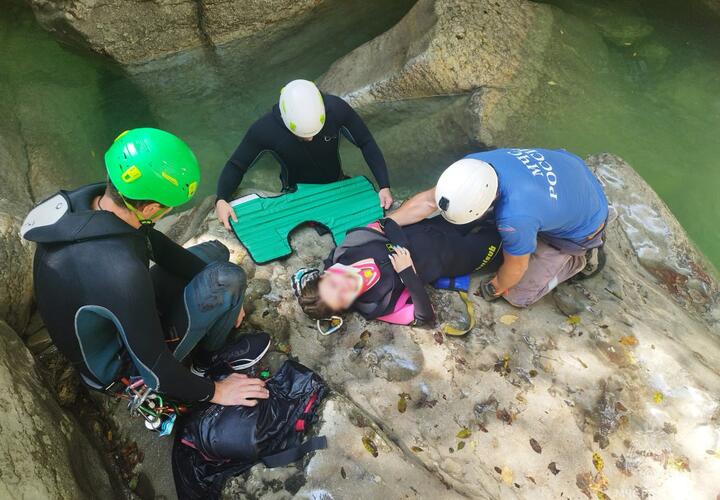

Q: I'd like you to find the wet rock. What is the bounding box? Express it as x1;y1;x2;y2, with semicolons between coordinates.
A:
320;0;609;148
363;336;424;382
635;41;671;72
593;153;719;320
26;327;52;354
246;278;272;303
553;284;589;316
248;300;290;343
0;320;114;498
27;0;327;66
594;15;654;47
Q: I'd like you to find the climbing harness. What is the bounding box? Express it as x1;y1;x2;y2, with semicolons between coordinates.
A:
114;377;187;436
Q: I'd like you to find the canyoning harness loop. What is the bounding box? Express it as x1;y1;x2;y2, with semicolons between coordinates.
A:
316;316;344;336
111;376;187;436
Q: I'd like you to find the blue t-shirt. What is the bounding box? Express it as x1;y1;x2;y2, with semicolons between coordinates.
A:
465;148;608;256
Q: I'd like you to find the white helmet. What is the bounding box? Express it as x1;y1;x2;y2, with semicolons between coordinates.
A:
279;79;326;138
435;158;498;224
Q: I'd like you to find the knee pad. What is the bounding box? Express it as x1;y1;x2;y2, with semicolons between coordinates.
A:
212;262;247;301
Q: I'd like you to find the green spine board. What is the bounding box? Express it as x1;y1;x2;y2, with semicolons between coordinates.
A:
230;176;383;264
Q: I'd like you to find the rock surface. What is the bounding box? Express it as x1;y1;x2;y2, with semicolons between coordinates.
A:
319;0;610;149
0;97;36;333
26;0;326;66
122;153;720;499
0;320;115;499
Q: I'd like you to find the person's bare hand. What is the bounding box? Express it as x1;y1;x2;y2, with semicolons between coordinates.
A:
235;305;246;328
389;245;414;273
378;188;394;210
215;199;237;231
211;373;269;406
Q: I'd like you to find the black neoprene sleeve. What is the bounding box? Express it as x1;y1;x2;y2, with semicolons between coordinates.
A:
335;98;390;189
148;229;206;280
398;267;435;326
101;266;215;402
216;125;264;202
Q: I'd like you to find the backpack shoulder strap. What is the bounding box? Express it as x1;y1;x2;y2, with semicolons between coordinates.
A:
261;436;328;468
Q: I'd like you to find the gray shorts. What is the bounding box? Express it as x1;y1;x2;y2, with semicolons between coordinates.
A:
504;240;587;308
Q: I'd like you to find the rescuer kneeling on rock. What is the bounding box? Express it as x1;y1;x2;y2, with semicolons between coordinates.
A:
21;128;271;410
214;79;394;229
388;148;609;307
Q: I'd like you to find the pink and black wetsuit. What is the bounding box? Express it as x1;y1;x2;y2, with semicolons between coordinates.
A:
323;217;502;327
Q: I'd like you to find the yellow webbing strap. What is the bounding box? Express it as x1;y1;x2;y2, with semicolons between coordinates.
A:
442;291;475;336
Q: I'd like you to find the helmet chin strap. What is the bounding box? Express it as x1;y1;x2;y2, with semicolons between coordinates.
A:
121;195;170;225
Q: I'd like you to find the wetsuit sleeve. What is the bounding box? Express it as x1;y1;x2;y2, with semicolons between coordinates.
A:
148;229;206;280
216;122;266;201
102;267;215;402
398;268;435;327
334;96;390;189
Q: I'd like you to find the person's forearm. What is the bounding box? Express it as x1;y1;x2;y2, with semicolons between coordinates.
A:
388;189;436;227
493;262;527;293
360;142;390;189
216;161;247;202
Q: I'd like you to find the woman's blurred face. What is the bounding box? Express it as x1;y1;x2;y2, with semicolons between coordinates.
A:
318;272;358;311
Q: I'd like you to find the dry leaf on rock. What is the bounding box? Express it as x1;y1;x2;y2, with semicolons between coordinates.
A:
499;314;518;325
457;428;472;439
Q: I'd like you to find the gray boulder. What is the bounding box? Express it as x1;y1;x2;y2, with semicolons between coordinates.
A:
142;153;720;499
0;320;115;499
319;0;610;149
26;0;326;66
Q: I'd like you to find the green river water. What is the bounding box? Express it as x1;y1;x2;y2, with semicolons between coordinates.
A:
1;0;718;270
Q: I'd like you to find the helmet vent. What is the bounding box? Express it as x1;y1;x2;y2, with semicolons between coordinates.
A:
438;196;450;211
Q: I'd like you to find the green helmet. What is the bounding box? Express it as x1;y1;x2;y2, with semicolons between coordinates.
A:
104;128;200;208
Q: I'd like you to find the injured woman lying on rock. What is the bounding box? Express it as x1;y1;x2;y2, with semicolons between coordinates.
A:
292;216;503;330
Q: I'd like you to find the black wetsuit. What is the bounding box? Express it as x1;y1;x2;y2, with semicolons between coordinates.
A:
23;183;216;401
216;94;390;201
325;217;503;325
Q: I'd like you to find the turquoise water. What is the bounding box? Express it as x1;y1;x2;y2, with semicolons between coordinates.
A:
1;0;718;269
527;0;720;269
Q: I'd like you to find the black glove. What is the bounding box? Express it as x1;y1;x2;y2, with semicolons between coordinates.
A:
479;278;501;302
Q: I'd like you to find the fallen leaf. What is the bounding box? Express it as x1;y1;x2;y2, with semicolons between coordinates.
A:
615;402;628;412
592;452;604;472
457;428;472;439
667;455;690;472
616;455;632;477
457;441;465;450
653;391;664;404
433;331;444;345
499;314;518;325
501;466;513;485
340;466;346;479
526;475;536;485
567;315;581;326
411;446;424;453
548;462;561;475
494;466;502;474
529;369;538;377
530;438;542;454
496;408;514;425
362;436;378;457
619;335;638;347
397;393;410;413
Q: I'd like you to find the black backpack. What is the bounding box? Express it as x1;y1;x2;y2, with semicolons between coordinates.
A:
172;361;327;500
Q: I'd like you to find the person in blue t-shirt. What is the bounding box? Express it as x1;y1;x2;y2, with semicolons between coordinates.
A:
389;148;609;307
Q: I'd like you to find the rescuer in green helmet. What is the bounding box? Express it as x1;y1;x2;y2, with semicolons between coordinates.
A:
22;128;271;410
